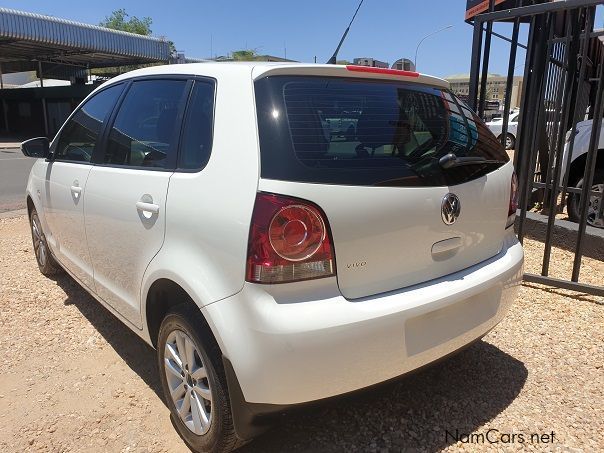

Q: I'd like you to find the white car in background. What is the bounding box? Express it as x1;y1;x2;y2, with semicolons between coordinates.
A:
486;110;519;150
563;118;604;227
21;62;523;452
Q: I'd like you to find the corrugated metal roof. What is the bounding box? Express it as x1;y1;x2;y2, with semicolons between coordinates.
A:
0;8;170;68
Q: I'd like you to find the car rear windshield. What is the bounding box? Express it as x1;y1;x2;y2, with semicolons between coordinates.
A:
254;76;509;187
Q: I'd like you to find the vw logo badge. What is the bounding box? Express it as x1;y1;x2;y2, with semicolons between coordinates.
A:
441;193;461;225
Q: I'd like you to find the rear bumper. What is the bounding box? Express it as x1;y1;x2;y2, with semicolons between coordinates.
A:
205;231;523;407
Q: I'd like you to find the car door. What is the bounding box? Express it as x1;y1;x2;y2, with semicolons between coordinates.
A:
43;84;124;289
84;78;190;327
509;113;519;135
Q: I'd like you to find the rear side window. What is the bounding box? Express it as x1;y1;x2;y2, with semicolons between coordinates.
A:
255;76;508;187
178;80;215;170
103;79;188;169
54;84;123;162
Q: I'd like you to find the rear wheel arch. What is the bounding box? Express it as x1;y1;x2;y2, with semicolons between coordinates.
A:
26;195;35;218
567;150;604;187
145;278;220;350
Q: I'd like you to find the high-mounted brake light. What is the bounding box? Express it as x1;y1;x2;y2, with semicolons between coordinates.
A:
345;65;420;78
506;172;519;229
246;193;335;284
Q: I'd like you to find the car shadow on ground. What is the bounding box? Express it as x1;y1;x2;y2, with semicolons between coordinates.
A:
54;273;527;452
240;340;527;452
55;273;164;402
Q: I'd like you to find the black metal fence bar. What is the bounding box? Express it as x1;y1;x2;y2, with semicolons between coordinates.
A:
468;21;483;112
475;0;603;21
542;11;582;275
518;13;555;242
513;15;537;172
524;274;604;297
500;19;521;149
470;0;604;297
479;25;528;49
573;43;604;281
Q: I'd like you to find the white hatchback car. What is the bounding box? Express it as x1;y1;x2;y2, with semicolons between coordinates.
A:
563;118;604;227
22;62;524;452
486;110;519;150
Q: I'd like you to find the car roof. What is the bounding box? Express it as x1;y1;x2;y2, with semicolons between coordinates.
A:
104;62;450;90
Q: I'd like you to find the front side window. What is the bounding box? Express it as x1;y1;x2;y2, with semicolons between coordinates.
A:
178;80;215;170
54;84;123;162
103;79;188;169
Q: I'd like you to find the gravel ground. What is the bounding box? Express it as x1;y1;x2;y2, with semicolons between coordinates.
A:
0;214;603;452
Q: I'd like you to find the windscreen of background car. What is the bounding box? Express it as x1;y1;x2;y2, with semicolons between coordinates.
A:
255;76;509;187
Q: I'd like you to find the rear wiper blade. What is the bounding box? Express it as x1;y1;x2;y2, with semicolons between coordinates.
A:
438;153;506;169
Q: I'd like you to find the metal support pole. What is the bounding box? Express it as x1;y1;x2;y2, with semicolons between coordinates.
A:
477;0;496;119
38;61;49;137
0;63;3;90
501;19;520;149
572;49;604;282
478;23;493;118
514;15;537;173
517;14;552;241
469;20;483;112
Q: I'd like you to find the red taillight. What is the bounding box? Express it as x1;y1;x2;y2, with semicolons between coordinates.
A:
345;65;420;78
246;193;335;283
507;172;519;228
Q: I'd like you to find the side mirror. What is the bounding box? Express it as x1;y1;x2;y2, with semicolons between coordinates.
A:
21;137;50;158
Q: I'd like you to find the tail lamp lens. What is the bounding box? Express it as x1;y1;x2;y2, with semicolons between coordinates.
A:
506;172;519;228
246;193;335;283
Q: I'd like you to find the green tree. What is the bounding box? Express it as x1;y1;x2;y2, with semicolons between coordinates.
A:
100;9;152;35
231;49;259;61
336;59;352;65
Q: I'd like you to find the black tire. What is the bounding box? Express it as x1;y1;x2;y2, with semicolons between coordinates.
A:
29;209;62;276
157;304;244;453
499;133;515;150
567;168;604;228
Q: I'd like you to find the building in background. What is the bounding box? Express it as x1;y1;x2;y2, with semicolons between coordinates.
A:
0;7;172;138
353;57;389;68
445;73;524;110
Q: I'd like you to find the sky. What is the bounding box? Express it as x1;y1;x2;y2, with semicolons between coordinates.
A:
2;1;604;78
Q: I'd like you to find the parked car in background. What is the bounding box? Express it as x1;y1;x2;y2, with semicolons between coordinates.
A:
486;110;519;150
21;62;523;452
563;118;604;228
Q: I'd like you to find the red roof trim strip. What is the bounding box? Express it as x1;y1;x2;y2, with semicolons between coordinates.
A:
345;65;420;78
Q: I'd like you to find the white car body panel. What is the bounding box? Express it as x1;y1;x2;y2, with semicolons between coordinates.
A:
205;230;522;404
141;65;260;312
486;113;519;140
562;119;604;181
24;62;523;409
84;166;171;327
42;161;95;289
258;162;513;299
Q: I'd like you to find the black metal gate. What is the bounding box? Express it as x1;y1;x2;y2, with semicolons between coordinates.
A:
468;0;604;296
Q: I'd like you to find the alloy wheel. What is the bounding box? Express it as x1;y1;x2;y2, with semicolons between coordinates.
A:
505;135;513;150
163;329;213;435
587;183;604;228
31;214;47;267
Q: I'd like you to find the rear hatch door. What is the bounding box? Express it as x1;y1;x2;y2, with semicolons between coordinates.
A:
254;72;512;299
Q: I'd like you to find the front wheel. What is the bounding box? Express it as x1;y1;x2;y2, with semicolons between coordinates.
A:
567;169;604;228
29;209;62;276
157;305;243;452
499;133;516;150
